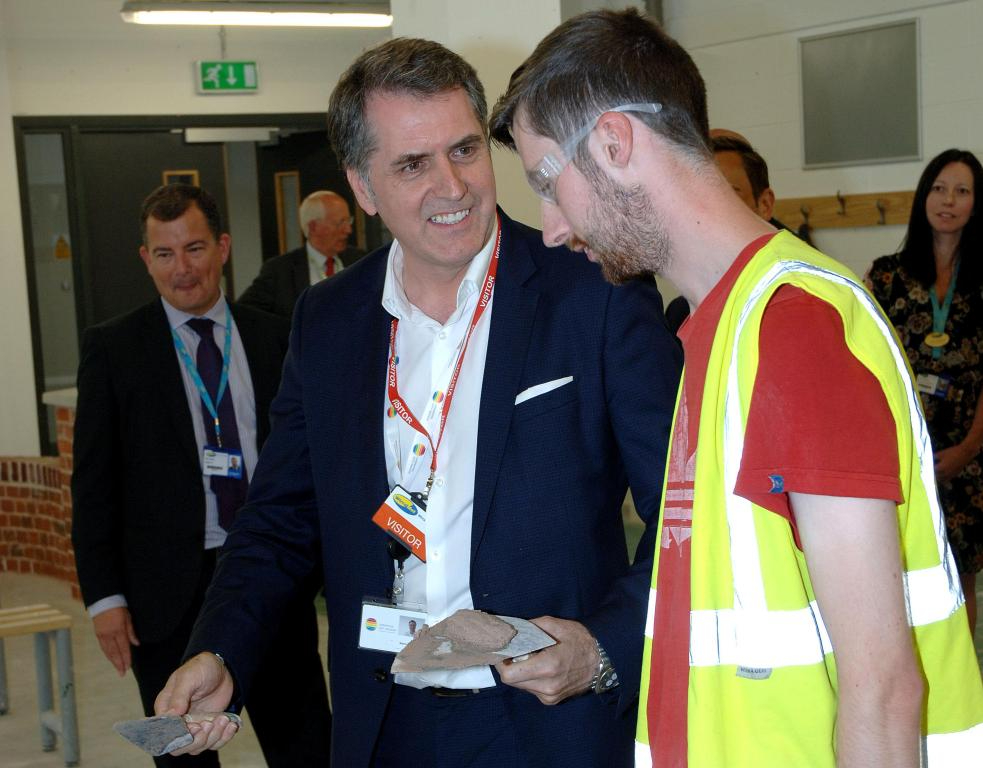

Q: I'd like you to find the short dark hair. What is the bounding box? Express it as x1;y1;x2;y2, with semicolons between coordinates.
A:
489;8;710;166
140;184;223;244
899;148;983;291
326;38;488;179
711;135;771;201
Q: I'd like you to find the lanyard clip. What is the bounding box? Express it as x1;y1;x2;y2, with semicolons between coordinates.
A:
387;539;411;605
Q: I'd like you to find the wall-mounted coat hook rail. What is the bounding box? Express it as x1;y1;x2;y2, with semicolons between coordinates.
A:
773;189;914;231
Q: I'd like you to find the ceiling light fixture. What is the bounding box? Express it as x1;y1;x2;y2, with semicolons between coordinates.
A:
120;1;393;28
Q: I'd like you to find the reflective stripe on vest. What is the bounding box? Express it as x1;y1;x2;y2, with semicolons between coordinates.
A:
926;722;983;763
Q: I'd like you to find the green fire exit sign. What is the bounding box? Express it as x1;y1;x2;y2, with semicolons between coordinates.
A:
196;61;259;94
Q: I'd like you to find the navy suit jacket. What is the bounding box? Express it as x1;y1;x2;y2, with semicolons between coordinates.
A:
189;211;681;766
238;244;364;319
71;300;289;641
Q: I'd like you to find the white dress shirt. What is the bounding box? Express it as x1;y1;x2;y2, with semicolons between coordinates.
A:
87;294;258;617
382;224;498;690
306;242;344;285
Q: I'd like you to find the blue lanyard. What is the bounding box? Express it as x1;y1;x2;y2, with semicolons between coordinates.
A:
171;305;233;446
929;261;959;360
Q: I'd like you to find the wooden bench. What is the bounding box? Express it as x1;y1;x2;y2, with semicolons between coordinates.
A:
0;604;80;766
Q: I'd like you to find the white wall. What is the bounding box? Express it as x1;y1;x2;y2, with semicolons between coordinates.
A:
665;0;983;282
0;4;38;455
2;0;388;116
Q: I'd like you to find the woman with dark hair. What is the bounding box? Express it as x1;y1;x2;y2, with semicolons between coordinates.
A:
869;148;983;640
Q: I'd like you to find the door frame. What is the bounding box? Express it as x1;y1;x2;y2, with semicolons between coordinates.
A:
14;112;324;453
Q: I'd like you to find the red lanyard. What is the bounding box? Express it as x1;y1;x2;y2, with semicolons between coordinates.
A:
387;219;502;497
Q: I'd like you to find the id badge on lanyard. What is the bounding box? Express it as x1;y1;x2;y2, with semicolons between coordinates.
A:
367;217;501;625
916;372;953;399
372;217;501;556
203;447;244;478
358;600;427;653
372;485;428;561
171;306;240;472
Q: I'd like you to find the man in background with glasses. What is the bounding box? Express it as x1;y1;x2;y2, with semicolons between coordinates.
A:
239;189;363;318
491;8;983;767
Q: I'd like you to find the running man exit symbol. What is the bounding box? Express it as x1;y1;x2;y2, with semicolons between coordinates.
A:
196;61;259;93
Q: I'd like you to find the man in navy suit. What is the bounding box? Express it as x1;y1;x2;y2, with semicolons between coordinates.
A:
238;190;363;318
71;184;331;766
156;39;681;768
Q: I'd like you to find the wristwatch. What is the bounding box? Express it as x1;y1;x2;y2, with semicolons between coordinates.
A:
590;638;620;694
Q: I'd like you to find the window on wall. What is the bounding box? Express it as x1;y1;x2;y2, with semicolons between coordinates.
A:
22;132;79;453
275;171;302;253
800;19;920;168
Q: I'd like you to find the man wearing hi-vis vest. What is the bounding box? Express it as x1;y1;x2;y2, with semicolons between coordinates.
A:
491;8;983;768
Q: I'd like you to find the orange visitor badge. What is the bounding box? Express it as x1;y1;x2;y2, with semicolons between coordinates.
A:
372;485;427;562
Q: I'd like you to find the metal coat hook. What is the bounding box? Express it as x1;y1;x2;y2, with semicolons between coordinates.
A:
836;190;846;216
875;199;887;225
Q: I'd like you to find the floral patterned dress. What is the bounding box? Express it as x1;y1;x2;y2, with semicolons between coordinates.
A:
869;253;983;574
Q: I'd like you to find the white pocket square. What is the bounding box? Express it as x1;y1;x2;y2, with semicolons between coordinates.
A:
514;376;574;405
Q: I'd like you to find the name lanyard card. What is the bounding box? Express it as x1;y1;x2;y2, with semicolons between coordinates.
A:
384;219;501;499
358;600;427;653
365;218;502;641
171;305;243;478
916;372;953;399
371;217;501;563
372;486;428;561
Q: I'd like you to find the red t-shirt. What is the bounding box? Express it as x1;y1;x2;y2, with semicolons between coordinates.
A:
646;234;901;765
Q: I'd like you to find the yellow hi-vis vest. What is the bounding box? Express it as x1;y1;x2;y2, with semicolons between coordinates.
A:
635;233;983;767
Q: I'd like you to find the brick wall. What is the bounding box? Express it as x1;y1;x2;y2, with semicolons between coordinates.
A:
0;406;79;598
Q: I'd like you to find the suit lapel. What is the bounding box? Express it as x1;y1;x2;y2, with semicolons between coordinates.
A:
230;305;277;445
143;300;200;470
351;262;393;503
471;215;540;561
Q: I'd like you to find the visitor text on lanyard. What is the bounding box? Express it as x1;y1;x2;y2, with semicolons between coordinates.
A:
386;219;502;500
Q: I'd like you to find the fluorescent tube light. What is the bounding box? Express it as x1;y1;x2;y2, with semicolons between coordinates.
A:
121;2;392;28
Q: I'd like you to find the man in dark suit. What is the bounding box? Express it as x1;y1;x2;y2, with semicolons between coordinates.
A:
238;190;363;318
155;40;681;768
71;184;331;767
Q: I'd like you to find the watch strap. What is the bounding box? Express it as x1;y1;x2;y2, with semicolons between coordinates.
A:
590;638;619;694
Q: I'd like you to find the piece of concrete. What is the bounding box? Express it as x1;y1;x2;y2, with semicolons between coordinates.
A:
113;713;241;757
392;611;556;673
